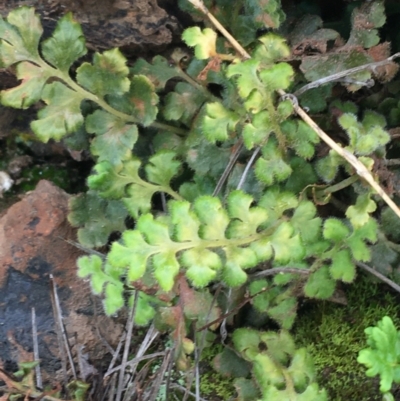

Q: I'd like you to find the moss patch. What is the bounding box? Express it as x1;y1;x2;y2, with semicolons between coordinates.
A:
199;344;236;399
292;275;400;400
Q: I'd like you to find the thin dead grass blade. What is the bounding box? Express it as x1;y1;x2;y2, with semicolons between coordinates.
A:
120;323;160;400
31;307;42;390
357;262;400;294
49;274;77;384
147;349;173;401
115;291;139;401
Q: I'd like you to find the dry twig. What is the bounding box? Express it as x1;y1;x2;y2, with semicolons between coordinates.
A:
357;262;400;294
293;53;400;97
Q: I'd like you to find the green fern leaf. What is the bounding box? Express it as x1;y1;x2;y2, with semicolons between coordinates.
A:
170;200;200;241
88;151;180;218
163;82;207;125
258;186;298;225
87;110;138;165
282;120;320;159
30;82;84;142
132;292;157;326
108;75;158;126
339;111;390;156
0;7;42;66
358;316;400;393
330;249;355;282
202;102;241;142
347;218;378;261
145;150;181;186
77;255;108;294
259;62;294;92
227;190;269;238
76;48;130;97
108;229;156;282
266;222;305;263
1;62;52;108
252;33;291;65
41;12;86;71
88;161;136;199
323;218;350;242
226;59;263;98
107;191;307;292
222;260;249;286
104;281;125;315
194;196;230;240
291;201;320;240
182;27;217;59
304;266;336;299
314;149;343;183
131;55;182;91
77;255;125;315
255;138;292;185
242;110;274;148
68;192;128;248
346;193;377;229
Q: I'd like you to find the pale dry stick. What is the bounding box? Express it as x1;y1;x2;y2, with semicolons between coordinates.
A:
104;351;166;377
31;307;42;390
60;237;106;259
163;345;176;401
288;99;400;219
219;287;232;345
294;53;400;97
170;383;211;401
187;0;400;220
385;159;400;166
105;374;117;401
76;344;86;381
188;285;224;401
251;267;311;280
116;291;139;401
49;286;68;389
120;323;159;400
49;274;77;380
357;262;400;295
212;138;244;196
148;349;172;401
194;344;201;401
236;146;261;190
186;0;249;60
105;332;126;377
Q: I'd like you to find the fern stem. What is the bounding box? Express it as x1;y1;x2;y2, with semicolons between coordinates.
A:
38;61;188;136
320;175;359;195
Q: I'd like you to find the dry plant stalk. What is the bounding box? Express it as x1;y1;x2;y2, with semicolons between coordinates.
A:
187;0;400;219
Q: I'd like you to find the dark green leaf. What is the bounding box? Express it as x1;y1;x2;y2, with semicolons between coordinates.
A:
86;110;138;164
41;12;86;71
30;82;84;142
1;62;51;108
131;55;183;90
108;75;158;126
76;48;129;97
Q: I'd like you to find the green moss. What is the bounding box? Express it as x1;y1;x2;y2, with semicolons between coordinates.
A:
292;275;400;400
199;344;236;399
19;165;70;191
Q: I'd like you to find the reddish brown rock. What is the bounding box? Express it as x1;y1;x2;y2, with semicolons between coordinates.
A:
0;180;123;384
